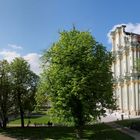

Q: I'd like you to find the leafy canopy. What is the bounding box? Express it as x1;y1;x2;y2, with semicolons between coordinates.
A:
11;57;39;127
0;60;13;128
40;28;116;127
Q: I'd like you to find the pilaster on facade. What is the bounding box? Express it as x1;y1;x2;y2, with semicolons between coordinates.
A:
111;25;140;116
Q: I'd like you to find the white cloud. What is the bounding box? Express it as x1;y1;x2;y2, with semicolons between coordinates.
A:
0;48;42;75
23;53;41;75
107;23;140;43
0;50;20;62
8;44;23;50
125;23;140;34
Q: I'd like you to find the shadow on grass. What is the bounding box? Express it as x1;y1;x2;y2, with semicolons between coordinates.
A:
116;118;140;127
0;124;134;140
0;126;76;140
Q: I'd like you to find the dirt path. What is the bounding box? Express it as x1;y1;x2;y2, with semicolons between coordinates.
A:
0;134;17;140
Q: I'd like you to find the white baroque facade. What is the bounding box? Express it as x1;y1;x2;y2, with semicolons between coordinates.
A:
110;25;140;115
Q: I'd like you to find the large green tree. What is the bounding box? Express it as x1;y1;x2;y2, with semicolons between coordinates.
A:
0;60;13;128
40;28;116;138
11;57;39;128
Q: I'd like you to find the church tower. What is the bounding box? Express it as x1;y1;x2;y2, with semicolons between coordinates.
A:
110;25;140;115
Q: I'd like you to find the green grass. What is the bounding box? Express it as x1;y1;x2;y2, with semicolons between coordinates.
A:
9;115;74;126
9;115;53;125
0;123;134;140
7;116;134;139
116;118;140;127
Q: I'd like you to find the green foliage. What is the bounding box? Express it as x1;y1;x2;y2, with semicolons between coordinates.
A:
0;60;13;128
39;28;116;130
10;57;39;127
0;58;39;128
35;81;49;111
11;57;39;111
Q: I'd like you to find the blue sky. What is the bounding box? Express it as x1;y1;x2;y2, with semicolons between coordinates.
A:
0;0;140;74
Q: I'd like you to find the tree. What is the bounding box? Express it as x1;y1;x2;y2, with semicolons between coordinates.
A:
35;82;49;111
40;28;116;138
11;57;39;128
0;60;13;128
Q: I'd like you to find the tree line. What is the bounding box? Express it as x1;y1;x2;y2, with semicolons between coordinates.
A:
0;28;116;139
0;57;39;128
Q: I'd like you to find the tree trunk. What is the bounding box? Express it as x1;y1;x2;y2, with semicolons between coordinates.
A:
20;108;24;128
1;112;8;129
2;118;7;129
75;126;83;139
18;93;24;128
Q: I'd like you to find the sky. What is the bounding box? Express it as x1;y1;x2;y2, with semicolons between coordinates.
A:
0;0;140;74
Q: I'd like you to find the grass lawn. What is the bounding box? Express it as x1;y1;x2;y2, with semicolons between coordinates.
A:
7;115;135;139
9;115;54;125
116;118;140;127
0;123;134;140
8;115;73;126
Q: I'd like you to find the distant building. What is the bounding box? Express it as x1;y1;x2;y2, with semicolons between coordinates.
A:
110;25;140;115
